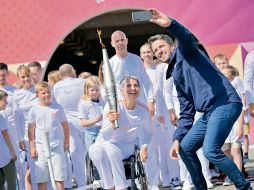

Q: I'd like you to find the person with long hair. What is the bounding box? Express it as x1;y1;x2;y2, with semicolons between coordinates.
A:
78;76;105;150
14;65;38;190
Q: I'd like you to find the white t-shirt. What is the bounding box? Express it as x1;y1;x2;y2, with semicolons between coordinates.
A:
243;51;254;105
97;100;152;146
0;85;17;126
145;64;160;113
145;65;157;86
0;111;12;168
232;76;244;98
109;53;154;104
78;99;105;135
53;77;85;131
0;85;19;144
145;64;158;98
28;102;67;148
145;64;173;128
225;77;244;143
155;62;168;93
13;87;37;141
167;77;180;116
224;77;244;143
155;63;173;111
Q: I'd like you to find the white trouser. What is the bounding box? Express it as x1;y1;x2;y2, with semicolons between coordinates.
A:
144;143;160;186
147;117;161;186
152;117;180;185
89;141;158;189
69;124;86;187
64;152;73;188
25;140;38;190
164;126;180;182
7;124;26;190
37;153;71;190
16;150;27;190
197;148;211;180
150;121;168;185
89;141;133;189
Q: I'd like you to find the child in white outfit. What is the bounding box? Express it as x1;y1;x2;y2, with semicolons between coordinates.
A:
78;76;105;150
221;66;244;185
14;65;38;190
0;90;17;190
28;81;70;190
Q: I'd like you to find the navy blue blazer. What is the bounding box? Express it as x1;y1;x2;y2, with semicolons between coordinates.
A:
165;20;242;142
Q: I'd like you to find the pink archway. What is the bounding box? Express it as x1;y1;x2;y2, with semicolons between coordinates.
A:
1;0;254;65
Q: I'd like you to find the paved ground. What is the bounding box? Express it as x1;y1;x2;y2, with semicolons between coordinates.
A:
77;148;254;190
212;147;254;190
161;148;254;190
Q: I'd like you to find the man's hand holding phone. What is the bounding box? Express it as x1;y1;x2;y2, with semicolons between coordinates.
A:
132;10;153;22
132;9;172;28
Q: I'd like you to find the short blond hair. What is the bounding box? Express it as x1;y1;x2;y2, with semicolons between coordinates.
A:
213;54;229;63
224;65;239;77
16;65;31;77
0;89;8;100
35;81;50;93
78;72;92;79
82;76;101;100
48;70;62;84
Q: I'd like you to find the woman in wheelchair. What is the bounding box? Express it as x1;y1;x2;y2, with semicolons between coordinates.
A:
89;75;152;190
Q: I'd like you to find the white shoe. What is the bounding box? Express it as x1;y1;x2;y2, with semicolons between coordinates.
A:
170;178;182;190
182;181;194;190
223;177;232;186
205;178;214;189
162;182;170;188
148;185;160;190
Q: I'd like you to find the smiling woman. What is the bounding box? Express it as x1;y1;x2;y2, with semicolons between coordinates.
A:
88;74;154;190
120;76;140;108
16;65;33;90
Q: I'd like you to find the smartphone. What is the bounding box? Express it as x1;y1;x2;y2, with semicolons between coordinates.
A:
132;10;153;22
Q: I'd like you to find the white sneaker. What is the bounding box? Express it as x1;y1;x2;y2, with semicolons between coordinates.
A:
170;178;182;190
210;169;220;178
205;178;214;189
148;185;160;190
182;181;194;190
223;177;232;186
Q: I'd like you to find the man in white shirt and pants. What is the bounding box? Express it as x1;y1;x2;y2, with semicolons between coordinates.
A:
53;64;86;188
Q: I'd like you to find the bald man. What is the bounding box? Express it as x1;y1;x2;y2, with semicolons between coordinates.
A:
109;30;155;116
53;64;86;188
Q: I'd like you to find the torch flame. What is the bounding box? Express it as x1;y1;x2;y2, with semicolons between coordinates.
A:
97;29;106;48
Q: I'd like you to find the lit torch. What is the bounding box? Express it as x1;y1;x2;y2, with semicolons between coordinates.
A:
97;29;119;129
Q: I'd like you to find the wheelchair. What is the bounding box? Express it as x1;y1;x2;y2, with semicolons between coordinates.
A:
86;145;148;190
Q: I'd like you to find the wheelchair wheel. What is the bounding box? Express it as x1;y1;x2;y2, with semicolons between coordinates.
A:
86;154;94;185
86;153;101;185
135;147;148;190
